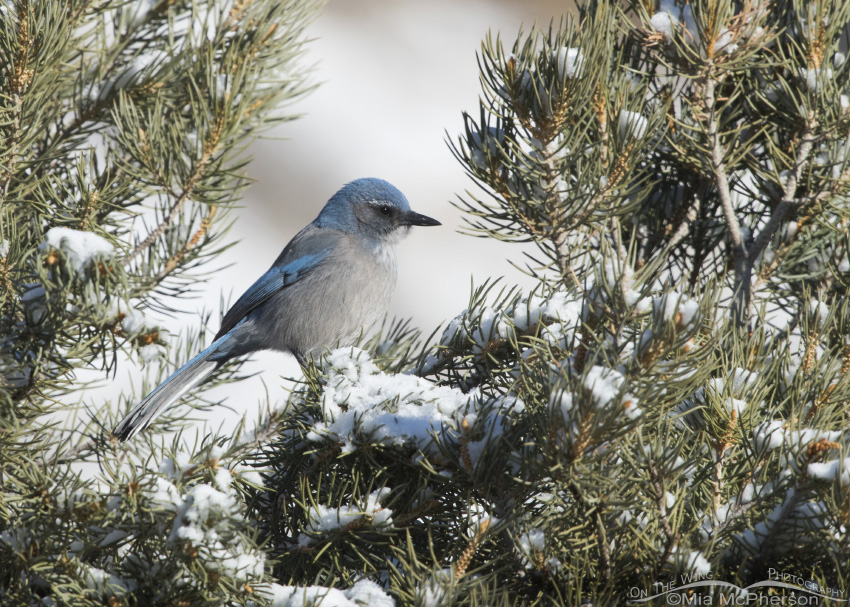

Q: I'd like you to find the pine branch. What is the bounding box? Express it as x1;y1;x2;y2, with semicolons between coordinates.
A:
0;1;32;203
541;139;582;289
568;479;611;584
666;194;702;254
121;118;224;268
453;518;490;578
650;461;680;571
156;205;218;280
705;75;749;324
747;119;817;270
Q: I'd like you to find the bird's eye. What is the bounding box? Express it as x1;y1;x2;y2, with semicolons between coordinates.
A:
378;205;392;216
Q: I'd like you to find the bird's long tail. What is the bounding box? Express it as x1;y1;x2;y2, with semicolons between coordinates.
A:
113;339;227;441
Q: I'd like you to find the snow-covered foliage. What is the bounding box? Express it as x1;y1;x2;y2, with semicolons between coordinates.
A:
298;487;393;546
40;227;114;275
306;348;477;454
1;0;320;604
441;0;850;598
167;473;266;582
555;47;585;80
258;580;395;607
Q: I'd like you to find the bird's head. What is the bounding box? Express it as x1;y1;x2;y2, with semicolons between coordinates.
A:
316;178;440;242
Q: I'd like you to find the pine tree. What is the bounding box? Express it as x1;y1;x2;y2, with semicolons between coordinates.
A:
1;1;318;605
3;0;850;606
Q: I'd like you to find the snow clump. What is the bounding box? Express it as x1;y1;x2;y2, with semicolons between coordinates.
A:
298;488;393;547
554;47;585;80
41;227;114;274
259;579;395;607
307;348;476;454
618;110;649;139
651;0;697;39
167;470;266;582
808;457;850;486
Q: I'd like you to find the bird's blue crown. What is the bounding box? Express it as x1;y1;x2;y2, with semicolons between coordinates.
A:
332;178;410;210
316;178;411;231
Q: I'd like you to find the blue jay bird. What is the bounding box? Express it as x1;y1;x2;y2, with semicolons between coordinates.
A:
113;178;440;440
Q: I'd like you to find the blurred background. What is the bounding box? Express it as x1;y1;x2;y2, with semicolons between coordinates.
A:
125;0;571;436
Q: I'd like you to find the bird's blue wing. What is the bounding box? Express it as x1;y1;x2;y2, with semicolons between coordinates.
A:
215;249;328;338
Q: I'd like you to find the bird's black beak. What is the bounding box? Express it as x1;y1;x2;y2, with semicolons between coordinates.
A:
403;210;441;227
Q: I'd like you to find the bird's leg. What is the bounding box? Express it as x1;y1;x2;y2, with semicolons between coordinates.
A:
294;351;308;367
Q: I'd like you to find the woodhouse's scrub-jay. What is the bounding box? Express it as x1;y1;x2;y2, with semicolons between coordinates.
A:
113;178;440;440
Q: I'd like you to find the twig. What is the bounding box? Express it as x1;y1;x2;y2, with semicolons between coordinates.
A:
155;205;218;280
541;139;582;289
711;500;758;538
121;191;191;267
121;119;223;268
568;479;611;584
459;417;473;472
747;120;817;269
54;437;97;465
1;2;32;203
713;409;736;513
1;92;22;203
666;193;702;254
705;76;749;324
751;489;800;567
649;461;680;570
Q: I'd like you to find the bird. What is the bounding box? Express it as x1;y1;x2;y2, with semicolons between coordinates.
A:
113;178;440;441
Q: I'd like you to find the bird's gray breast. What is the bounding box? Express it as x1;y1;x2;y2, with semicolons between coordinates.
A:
249;235;398;357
